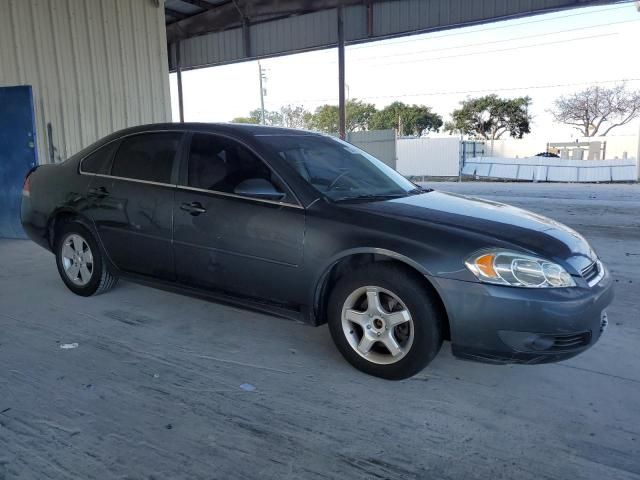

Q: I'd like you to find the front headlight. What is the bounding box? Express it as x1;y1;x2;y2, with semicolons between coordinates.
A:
465;249;576;288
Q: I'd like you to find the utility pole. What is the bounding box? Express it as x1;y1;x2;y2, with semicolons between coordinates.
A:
258;61;266;125
337;5;346;140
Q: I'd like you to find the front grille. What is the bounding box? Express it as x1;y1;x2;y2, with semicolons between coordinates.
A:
549;331;591;351
581;261;600;284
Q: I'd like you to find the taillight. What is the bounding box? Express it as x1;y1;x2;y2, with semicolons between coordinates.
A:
23;168;36;196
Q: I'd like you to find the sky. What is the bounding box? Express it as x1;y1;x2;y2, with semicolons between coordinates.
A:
169;2;640;140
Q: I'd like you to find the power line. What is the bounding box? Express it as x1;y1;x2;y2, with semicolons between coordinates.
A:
348;2;635;51
269;78;640;105
343;32;617;68
360;78;640;101
345;18;640;63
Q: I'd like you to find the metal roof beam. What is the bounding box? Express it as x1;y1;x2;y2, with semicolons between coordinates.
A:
179;0;222;9
166;0;365;43
165;7;189;21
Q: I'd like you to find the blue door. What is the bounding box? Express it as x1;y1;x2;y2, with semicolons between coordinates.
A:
0;86;38;238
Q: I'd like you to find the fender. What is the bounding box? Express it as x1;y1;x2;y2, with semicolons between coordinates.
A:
47;207;119;273
309;247;432;325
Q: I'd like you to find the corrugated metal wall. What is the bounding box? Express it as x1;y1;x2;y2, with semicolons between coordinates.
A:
169;0;612;71
347;129;397;169
0;0;171;163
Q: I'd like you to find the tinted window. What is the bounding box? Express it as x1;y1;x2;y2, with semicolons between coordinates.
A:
187;134;283;195
111;133;181;183
81;142;119;174
260;135;419;202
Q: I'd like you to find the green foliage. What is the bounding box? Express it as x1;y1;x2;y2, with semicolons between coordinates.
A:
231;99;443;135
308;99;377;133
346;99;377;132
232;105;312;129
370;102;443;136
248;108;283;126
308;104;339;133
231;116;259;124
447;95;532;140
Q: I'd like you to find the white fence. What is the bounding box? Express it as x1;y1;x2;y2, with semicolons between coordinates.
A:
487;135;638;161
395;134;640;181
396;138;460;177
462;156;639;182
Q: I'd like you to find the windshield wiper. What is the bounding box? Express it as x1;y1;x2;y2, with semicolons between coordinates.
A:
333;193;409;203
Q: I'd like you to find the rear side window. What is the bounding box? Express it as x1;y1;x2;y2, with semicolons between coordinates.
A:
111;132;182;183
81;142;119;174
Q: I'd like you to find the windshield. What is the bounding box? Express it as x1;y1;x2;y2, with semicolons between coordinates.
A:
259;134;420;202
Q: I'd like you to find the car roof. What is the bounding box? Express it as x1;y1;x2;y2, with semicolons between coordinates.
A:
111;122;324;140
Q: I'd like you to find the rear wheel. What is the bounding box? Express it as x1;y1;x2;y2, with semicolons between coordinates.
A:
55;222;118;296
328;263;443;379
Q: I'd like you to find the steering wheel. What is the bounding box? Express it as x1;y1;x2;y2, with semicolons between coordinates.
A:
326;170;351;192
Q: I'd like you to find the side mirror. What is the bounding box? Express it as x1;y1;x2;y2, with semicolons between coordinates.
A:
234;178;286;201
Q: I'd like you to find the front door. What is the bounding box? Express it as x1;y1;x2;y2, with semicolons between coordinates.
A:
173;133;305;304
85;132;183;280
0;86;38;238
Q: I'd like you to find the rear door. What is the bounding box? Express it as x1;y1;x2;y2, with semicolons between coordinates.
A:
173;132;306;304
84;131;183;280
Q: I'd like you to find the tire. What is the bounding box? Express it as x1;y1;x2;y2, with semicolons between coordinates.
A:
328;263;443;380
54;222;118;296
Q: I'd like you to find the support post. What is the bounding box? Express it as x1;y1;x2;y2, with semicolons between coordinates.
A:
637;122;640;180
458;141;463;183
258;62;265;125
242;19;251;57
337;5;346;140
176;43;185;123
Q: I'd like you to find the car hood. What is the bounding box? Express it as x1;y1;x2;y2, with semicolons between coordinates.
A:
345;190;596;273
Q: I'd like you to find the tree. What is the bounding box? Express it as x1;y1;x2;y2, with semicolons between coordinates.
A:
280;104;313;129
370;101;443;136
308;104;339;133
345;99;377;132
231;116;259;124
231;109;282;126
550;84;640;137
232;105;312;129
308;99;377;133
446;95;532;140
250;108;283;126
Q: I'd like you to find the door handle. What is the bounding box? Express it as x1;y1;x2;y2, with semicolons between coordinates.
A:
88;186;109;198
180;202;207;216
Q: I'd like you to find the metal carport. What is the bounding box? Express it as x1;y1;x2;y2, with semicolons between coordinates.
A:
162;0;620;138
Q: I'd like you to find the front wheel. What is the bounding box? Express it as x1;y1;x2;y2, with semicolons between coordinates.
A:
328;263;443;380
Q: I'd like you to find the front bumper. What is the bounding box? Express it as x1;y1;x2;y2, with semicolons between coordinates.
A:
430;265;614;364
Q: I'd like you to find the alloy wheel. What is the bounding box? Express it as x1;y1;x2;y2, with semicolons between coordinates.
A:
341;286;414;365
60;233;94;286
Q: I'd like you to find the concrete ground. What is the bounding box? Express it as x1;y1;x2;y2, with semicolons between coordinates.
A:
1;182;639;480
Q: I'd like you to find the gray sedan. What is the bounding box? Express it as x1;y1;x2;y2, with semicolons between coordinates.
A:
21;123;614;379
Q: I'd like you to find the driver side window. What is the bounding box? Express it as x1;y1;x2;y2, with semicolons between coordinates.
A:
186;133;290;201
